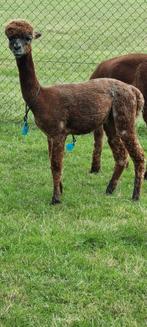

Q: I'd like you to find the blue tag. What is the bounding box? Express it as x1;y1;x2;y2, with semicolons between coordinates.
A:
66;143;75;152
22;121;29;135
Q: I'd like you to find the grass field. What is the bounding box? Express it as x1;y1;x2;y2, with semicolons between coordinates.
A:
0;122;147;326
0;1;147;326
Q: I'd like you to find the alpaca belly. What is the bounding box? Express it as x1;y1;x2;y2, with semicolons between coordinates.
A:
67;118;102;135
67;109;110;135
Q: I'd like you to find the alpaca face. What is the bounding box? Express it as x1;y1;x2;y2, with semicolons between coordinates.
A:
9;35;32;58
5;19;42;59
8;35;33;58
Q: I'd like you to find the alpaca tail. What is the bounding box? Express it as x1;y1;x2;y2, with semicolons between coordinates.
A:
130;85;144;117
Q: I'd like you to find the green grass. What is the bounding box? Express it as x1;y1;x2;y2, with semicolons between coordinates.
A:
0;1;147;326
0;121;147;327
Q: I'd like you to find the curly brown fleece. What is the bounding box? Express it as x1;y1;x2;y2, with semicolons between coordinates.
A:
90;53;147;178
5;20;145;203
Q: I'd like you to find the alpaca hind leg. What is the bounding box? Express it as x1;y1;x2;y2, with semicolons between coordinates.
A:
90;126;104;173
114;108;145;200
104;120;129;194
112;90;144;200
119;132;145;200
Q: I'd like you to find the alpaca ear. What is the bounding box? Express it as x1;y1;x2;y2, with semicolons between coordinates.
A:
34;31;42;39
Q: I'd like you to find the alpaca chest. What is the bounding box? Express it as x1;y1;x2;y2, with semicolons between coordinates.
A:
34;116;66;137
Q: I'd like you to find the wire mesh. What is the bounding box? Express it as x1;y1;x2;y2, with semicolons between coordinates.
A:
0;0;147;121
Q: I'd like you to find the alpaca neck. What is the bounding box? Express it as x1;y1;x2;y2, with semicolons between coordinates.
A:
16;52;41;110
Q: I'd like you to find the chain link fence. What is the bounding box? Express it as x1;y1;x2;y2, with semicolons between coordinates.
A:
0;0;147;122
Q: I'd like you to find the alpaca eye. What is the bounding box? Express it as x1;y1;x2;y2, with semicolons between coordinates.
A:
9;37;14;42
25;36;32;43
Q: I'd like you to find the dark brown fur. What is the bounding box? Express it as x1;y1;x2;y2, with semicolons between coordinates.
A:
90;53;147;176
5;21;145;203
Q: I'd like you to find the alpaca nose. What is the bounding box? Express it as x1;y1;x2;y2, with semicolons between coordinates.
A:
14;40;21;50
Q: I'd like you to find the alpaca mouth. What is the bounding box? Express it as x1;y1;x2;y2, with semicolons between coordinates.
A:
12;49;24;58
14;52;24;58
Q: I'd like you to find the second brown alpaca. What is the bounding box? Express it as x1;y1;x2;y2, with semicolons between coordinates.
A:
5;20;145;203
90;53;147;177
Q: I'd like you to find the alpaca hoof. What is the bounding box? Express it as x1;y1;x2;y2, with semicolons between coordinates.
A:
51;197;61;205
90;166;100;174
132;197;139;201
144;171;147;180
106;188;113;195
106;184;115;194
132;194;139;201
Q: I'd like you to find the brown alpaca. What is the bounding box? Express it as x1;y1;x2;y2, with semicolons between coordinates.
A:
90;53;147;177
5;20;145;203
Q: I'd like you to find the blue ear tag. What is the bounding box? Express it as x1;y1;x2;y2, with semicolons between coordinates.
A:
22;120;29;135
66;142;75;152
66;136;76;152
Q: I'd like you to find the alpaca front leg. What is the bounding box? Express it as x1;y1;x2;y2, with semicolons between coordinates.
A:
48;137;63;194
50;136;65;205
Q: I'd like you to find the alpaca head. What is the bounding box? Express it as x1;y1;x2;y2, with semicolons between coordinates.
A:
5;19;41;59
